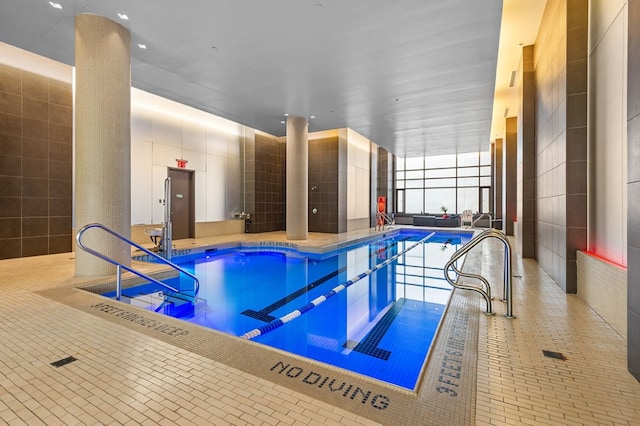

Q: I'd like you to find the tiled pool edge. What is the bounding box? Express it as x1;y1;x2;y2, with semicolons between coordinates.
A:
37;286;480;425
131;230;404;262
37;234;483;426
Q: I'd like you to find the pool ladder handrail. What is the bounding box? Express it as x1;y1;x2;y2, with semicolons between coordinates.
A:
472;212;493;228
375;211;395;231
444;228;515;318
76;222;200;301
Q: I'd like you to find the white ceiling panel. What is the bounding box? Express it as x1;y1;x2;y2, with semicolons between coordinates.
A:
0;0;511;157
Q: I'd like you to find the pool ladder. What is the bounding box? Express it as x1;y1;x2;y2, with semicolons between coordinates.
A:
444;228;515;318
76;223;200;301
375;211;395;231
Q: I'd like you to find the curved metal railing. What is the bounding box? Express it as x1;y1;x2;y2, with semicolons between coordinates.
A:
76;223;199;301
375;211;395;231
472;212;493;228
444;228;515;318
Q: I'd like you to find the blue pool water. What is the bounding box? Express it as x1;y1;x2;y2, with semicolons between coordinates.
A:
105;229;472;389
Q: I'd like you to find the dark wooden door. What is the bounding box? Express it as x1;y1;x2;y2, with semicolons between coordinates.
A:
168;168;194;240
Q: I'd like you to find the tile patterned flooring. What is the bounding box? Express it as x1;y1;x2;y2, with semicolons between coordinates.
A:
0;228;639;425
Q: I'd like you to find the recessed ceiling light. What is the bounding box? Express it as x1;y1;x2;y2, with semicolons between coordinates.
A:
117;13;129;20
284;113;289;116
281;120;285;124
49;1;63;9
211;46;218;52
310;115;315;119
137;43;147;49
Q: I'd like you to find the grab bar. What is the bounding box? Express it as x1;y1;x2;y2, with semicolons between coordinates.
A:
76;223;200;301
444;228;515;318
376;211;395;231
472;212;492;228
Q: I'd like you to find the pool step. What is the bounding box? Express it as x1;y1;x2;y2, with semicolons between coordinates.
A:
116;283;207;320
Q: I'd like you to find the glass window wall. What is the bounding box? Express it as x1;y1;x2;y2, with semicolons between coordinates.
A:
395;151;491;214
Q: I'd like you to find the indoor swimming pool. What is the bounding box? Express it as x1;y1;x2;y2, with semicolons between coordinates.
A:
101;229;473;389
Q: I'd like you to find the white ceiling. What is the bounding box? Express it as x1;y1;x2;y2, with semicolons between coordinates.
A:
0;0;546;157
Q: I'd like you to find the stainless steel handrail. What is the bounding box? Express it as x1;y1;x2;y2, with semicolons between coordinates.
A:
76;223;200;301
162;177;172;260
472;212;493;228
375;211;395;231
444;228;515;318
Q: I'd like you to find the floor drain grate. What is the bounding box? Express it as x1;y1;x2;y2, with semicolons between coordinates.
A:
542;350;567;360
50;356;77;368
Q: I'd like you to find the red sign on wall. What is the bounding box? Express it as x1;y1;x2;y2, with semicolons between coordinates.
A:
176;158;188;168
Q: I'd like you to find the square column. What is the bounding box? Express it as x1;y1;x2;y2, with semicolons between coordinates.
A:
286;116;308;240
75;13;131;276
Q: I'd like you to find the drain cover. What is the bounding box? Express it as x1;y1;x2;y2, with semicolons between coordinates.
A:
50;356;77;368
542;350;566;360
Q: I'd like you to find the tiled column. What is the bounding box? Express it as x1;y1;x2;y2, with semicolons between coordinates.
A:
493;138;503;229
490;142;495;218
369;142;378;228
74;14;131;276
240;128;256;231
517;45;536;257
503;117;517;235
564;1;588;292
308;136;339;233
337;129;348;233
534;0;587;293
627;0;640;382
242;131;285;233
377;147;394;209
286;115;308;240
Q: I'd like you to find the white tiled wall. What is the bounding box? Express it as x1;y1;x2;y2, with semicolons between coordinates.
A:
130;88;245;225
577;250;627;338
589;0;628;266
347;128;371;222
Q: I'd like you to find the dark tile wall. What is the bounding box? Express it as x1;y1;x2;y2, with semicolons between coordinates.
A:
517;45;537;257
377;147;394;213
490;143;495;220
369;144;377;228
242;133;285;233
0;63;72;259
308;136;340;233
504;117;517;235
337;132;348;233
565;0;588;292
627;0;640;382
534;0;587;293
243;132;348;235
493;138;503;226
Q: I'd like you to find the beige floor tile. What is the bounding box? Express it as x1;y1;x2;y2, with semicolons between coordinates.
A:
1;229;639;425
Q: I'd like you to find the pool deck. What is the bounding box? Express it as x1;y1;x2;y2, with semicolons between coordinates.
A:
1;227;639;425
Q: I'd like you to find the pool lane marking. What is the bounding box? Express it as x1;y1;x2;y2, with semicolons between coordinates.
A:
241;236;412;323
343;298;408;360
241;267;347;322
240;232;436;340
